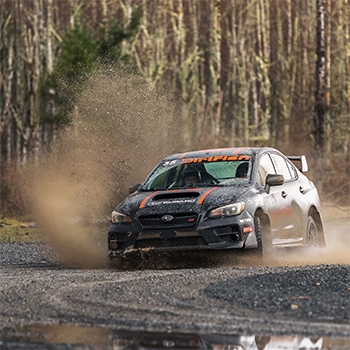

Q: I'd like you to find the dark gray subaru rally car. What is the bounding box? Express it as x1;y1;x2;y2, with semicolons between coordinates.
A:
108;147;325;258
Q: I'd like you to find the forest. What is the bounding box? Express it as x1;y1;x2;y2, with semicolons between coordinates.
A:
1;0;349;216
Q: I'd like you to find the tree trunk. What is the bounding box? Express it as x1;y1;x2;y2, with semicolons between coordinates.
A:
315;0;326;153
324;0;331;156
214;0;222;148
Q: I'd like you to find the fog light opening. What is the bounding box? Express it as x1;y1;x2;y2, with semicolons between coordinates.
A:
231;233;240;241
109;240;119;250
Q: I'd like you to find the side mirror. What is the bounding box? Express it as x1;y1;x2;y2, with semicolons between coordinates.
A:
265;174;284;194
128;184;141;194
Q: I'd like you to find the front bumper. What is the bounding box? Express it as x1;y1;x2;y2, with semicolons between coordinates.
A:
108;213;254;257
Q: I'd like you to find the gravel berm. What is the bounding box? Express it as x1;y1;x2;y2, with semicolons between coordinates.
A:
0;241;349;343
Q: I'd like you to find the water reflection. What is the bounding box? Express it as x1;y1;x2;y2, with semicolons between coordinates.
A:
2;324;349;350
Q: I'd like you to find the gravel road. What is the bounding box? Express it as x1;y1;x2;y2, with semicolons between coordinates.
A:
0;214;349;349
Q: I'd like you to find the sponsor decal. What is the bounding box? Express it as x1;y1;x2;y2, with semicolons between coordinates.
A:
245;197;259;204
162;160;178;167
162;155;250;167
147;199;197;206
239;218;253;225
140;188;218;208
180;155;250;164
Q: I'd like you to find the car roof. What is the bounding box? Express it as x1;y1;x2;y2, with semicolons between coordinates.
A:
162;147;278;161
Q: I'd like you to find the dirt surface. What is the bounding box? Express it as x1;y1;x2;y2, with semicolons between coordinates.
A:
0;208;349;349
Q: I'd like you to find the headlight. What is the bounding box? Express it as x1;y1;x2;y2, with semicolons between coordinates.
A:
111;210;132;223
209;202;245;218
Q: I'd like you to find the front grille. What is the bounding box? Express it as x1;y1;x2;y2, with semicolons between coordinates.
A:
138;212;198;230
134;236;207;249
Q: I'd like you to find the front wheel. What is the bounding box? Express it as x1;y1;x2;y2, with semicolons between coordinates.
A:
254;213;272;256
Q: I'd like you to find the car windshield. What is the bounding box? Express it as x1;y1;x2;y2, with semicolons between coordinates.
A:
142;156;252;190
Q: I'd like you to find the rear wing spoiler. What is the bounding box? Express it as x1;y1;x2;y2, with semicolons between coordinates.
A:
287;155;308;173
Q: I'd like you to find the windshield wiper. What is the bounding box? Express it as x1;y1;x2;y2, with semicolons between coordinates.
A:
143;183;220;191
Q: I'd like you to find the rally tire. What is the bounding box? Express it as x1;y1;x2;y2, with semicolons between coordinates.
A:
254;213;272;256
306;215;320;248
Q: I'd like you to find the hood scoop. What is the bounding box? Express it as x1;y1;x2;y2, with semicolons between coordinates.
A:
154;191;200;201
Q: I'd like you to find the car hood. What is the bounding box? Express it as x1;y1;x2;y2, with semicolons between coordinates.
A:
117;186;251;216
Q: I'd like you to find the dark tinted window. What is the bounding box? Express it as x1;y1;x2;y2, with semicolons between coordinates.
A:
286;160;298;179
270;153;293;181
258;154;275;186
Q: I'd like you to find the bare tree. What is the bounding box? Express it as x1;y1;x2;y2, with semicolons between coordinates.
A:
315;0;326;153
213;0;222;148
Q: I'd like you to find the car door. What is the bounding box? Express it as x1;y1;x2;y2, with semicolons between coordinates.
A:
257;152;298;245
269;153;301;243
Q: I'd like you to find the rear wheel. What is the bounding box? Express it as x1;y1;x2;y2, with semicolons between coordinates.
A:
254;213;272;256
306;216;319;248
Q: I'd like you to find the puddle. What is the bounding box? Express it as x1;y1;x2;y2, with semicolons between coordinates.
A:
1;323;349;349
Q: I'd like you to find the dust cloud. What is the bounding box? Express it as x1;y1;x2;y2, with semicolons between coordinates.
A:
24;67;183;268
236;204;350;268
286;205;350;266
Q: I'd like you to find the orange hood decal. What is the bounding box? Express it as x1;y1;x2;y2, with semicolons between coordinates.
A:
197;187;218;204
138;187;219;208
139;191;160;209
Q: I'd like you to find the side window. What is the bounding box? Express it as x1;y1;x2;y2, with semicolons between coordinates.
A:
286;160;298;179
258;154;275;186
270;153;293;181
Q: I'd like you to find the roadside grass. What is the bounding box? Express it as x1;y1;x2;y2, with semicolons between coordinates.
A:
0;218;44;242
0;217;108;243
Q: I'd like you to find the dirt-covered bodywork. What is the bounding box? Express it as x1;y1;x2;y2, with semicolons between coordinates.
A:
108;147;325;258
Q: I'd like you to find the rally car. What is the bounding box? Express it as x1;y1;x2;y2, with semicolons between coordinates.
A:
108;147;325;258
